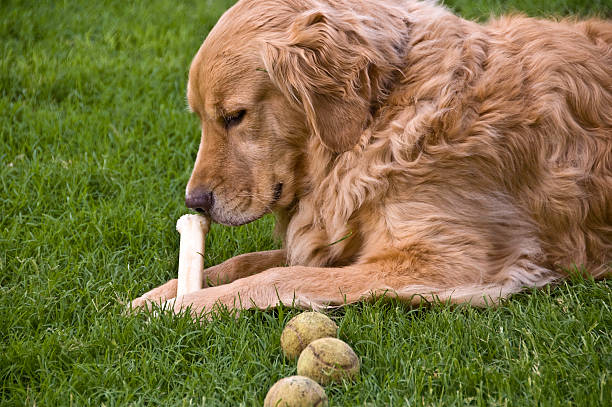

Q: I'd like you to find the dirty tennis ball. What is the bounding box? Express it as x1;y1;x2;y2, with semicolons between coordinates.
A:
281;312;338;359
264;375;328;407
297;337;360;385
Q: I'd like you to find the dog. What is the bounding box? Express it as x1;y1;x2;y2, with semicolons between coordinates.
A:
131;0;611;315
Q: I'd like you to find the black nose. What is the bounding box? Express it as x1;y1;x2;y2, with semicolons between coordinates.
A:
185;189;214;214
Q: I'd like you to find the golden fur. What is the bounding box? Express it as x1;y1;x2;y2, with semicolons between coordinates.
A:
131;0;611;314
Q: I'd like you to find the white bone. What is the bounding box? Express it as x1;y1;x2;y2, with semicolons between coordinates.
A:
175;214;210;298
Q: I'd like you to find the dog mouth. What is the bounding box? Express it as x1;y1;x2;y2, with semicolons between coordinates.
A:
214;182;283;227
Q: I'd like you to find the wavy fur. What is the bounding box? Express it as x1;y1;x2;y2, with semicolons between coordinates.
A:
132;0;611;314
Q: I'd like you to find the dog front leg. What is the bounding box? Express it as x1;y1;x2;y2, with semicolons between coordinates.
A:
170;262;448;315
172;260;517;316
203;249;287;286
129;249;286;311
129;279;178;310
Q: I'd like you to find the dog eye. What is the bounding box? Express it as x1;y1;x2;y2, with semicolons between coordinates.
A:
223;109;246;129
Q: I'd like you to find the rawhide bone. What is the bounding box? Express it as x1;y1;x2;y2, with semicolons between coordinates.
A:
175;214;210;297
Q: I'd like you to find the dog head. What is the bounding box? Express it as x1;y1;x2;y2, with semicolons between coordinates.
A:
185;0;409;225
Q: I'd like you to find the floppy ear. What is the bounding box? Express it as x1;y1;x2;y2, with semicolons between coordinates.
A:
262;10;374;153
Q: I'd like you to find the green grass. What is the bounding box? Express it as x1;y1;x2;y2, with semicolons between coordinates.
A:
1;0;611;405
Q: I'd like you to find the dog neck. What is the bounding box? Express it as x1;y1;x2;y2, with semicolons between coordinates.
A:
276;1;485;267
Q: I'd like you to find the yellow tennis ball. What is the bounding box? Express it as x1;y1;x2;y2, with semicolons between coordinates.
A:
280;312;338;359
297;337;360;385
263;375;328;407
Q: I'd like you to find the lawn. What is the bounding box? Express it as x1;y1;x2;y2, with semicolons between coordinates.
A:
1;0;611;405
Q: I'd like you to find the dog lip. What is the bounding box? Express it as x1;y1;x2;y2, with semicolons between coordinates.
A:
212;183;283;227
217;214;262;226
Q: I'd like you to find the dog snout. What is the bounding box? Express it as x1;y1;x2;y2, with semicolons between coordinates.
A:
185;189;214;214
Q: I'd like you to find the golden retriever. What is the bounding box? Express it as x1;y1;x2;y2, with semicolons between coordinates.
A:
132;0;611;315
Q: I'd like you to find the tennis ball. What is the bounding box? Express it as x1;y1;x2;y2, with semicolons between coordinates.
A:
264;375;328;407
297;337;360;385
280;312;338;359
